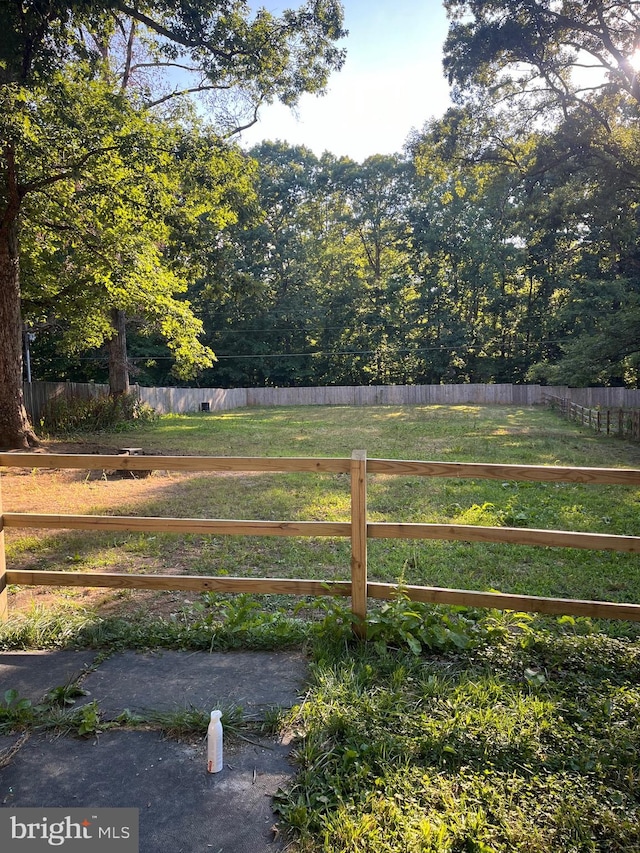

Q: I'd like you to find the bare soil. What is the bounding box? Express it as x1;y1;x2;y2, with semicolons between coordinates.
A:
2;439;206;620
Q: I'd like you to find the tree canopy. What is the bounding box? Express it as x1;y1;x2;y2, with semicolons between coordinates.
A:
4;1;640;446
0;0;346;448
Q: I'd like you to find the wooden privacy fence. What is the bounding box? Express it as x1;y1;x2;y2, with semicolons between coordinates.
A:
25;381;640;421
544;394;640;442
1;451;640;629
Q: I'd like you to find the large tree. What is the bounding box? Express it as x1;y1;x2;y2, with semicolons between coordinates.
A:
21;105;258;393
0;0;345;448
443;1;640;120
438;0;640;386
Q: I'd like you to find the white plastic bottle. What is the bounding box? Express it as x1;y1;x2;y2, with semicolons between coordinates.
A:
207;710;223;773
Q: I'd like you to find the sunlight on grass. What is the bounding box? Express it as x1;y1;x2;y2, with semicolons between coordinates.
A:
3;403;639;853
2;403;639;607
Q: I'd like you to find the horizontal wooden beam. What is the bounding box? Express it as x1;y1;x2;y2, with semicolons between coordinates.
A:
6;570;351;597
6;570;639;621
368;522;640;553
368;582;640;622
367;458;640;485
5;515;638;552
4;453;639;484
0;453;351;474
3;513;351;538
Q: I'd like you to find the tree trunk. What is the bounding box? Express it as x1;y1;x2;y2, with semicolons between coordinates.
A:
0;213;38;449
107;308;130;396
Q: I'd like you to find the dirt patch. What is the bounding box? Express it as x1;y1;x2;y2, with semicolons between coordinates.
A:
1;441;275;624
7;581;203;622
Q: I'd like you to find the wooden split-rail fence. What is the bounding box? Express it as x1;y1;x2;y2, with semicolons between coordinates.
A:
1;451;640;632
544;394;640;441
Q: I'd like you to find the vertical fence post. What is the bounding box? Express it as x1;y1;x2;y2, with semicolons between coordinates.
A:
350;449;368;637
0;474;6;621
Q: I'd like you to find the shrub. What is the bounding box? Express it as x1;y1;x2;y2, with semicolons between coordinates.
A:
40;392;157;435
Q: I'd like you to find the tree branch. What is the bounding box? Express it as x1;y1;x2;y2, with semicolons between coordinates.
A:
121;19;137;90
223;98;265;137
21;146;122;194
144;83;232;109
114;1;246;62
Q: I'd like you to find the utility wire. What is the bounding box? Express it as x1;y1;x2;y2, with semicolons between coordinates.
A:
67;339;571;362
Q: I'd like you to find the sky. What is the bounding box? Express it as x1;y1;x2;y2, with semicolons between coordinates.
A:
238;0;453;162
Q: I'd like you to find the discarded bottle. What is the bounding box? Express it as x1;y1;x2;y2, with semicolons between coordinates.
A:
207;710;223;773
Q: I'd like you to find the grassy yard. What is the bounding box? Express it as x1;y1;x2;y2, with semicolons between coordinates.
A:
1;404;640;851
3;404;640;616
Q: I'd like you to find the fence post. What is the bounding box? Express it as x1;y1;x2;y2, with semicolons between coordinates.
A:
0;475;6;621
350;449;368;637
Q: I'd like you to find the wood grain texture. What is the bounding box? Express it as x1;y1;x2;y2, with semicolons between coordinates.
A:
0;476;5;621
368;582;640;621
367;523;640;553
3;451;640;625
6;570;352;596
350;450;368;634
367;458;640;485
3;513;351;538
0;452;351;474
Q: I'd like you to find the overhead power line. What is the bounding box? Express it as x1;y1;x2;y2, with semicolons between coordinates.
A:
66;338;571;362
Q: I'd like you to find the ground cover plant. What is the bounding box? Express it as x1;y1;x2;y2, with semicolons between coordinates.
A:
1;404;640;851
278;618;640;852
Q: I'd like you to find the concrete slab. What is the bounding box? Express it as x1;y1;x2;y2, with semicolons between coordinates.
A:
0;729;294;852
78;650;309;719
0;651;98;704
0;733;28;785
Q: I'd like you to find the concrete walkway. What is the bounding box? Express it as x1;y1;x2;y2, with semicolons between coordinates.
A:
0;649;309;852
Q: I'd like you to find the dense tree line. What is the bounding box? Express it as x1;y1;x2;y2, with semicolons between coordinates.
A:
4;2;640;447
62;123;637;391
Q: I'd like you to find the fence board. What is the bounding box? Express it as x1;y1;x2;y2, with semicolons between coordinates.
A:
3;450;640;626
23;381;109;421
0;478;6;621
23;381;640;417
367;458;640;485
0;453;351;474
367;583;640;622
368;522;640;553
6;571;351;597
3;513;351;538
544;394;640;442
350;450;368;635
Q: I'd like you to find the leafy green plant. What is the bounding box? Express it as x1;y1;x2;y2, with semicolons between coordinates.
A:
0;688;36;734
276;630;640;852
40;392;156;435
44;683;90;707
72;701;103;737
365;591;489;656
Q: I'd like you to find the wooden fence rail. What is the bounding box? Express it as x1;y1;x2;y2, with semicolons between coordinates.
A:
544;394;640;441
1;451;640;627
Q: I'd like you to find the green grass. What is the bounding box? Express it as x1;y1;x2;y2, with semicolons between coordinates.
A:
278;631;640;852
3;404;640;851
6;404;640;612
65;404;640;467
